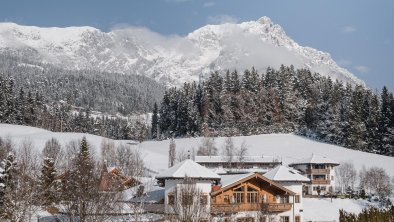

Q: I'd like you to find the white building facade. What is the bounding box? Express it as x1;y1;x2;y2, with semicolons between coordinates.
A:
289;155;339;196
155;159;220;219
264;165;310;222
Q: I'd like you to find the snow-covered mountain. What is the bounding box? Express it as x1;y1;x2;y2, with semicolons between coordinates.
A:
0;17;364;87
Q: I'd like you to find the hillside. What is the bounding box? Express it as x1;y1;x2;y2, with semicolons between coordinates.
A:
0;17;364;87
1;124;393;177
1;123;393;221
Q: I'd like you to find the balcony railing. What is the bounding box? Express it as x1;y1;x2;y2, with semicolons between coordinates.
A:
263;203;292;212
306;169;330;174
211;203;292;214
311;179;330;185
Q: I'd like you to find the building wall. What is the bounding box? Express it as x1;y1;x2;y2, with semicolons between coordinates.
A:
164;179;212;214
211;177;295;221
292;164;337;196
278;182;304;222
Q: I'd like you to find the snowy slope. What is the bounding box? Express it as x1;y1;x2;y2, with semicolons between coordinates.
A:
303;198;378;221
1;124;393;178
0;17;364;87
0;124;108;157
1;124;392;221
136;135;394;177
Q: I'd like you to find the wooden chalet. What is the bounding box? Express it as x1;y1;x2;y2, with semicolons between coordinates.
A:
210;173;295;215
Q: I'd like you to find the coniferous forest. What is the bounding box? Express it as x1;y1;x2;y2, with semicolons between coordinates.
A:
154;66;394;157
0;55;165;140
340;207;394;222
1;54;394;157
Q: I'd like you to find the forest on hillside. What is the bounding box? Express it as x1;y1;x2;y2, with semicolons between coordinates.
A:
0;54;165;115
154;66;394;157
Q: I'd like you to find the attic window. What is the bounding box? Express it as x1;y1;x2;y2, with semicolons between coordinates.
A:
289;170;295;174
247;186;258;192
234;186;244;192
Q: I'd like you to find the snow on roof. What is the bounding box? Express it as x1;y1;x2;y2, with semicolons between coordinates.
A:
289;154;339;166
127;185;165;203
264;165;310;182
156;159;220;180
220;173;255;188
211;167;227;174
195;155;278;163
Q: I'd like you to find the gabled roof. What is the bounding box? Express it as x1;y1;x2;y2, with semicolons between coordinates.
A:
156;159;220;180
289;154;339;166
195;155;278;163
211;173;296;196
220;173;255;188
264;165;310;182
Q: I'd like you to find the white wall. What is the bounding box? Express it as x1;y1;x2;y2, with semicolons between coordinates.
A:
164;179;212;214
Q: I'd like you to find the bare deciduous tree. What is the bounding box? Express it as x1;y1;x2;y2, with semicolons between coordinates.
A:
167;177;209;222
335;161;357;193
359;166;392;200
0;136;13;161
169;138;176;167
222;137;237;169
42;137;64;168
176;149;190;163
197;137;218;156
237;140;249;168
1;139;39;221
114;143;145;178
100;139;116;166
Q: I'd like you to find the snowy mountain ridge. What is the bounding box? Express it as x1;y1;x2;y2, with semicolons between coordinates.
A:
0;17;364;87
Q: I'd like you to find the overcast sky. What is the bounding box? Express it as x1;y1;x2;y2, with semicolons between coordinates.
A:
1;0;393;90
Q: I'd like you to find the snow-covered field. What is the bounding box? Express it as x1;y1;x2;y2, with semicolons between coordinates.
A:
2;124;393;177
137;134;394;177
303;198;377;221
1;123;393;221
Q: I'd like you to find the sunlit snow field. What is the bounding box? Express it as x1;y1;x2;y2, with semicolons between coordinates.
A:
1;123;393;221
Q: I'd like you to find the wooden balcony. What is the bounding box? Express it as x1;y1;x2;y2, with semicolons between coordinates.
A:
211;203;292;214
263;203;292;212
306;169;330;174
311;179;330;185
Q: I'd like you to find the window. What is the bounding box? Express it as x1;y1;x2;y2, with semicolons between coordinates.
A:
237;218;254;222
280;216;289;222
200;195;208;205
295;216;301;222
331;176;334;180
280;196;289;203
234;192;244;203
168;194;175;205
234;186;245;203
182;193;193;205
247;192;258;203
224;195;230;203
295;195;300;203
247;186;259;203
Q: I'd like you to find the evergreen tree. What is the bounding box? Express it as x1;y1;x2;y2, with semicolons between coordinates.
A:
38;157;59;206
380;86;394;155
62;137;96;221
0;152;18;220
151;102;159;139
347;85;367;150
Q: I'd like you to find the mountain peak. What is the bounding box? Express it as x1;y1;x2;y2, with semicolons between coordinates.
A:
257;16;273;25
0;21;365;87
